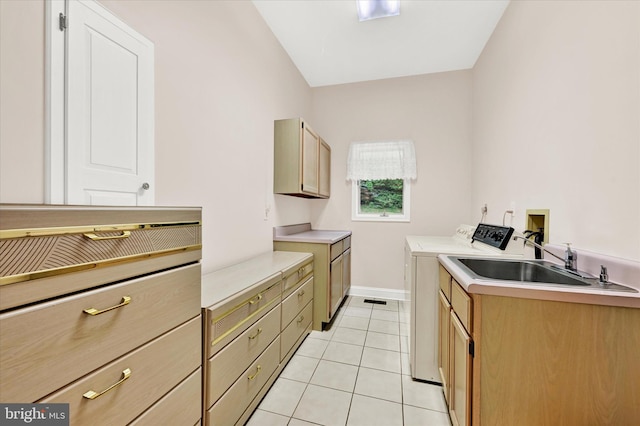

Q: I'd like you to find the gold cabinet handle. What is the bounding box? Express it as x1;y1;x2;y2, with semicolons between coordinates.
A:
83;296;131;316
83;230;131;241
248;365;262;380
248;328;263;340
83;368;131;400
248;293;263;305
297;315;305;324
297;290;305;297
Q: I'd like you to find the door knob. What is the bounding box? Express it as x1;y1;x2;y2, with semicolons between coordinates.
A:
141;182;150;190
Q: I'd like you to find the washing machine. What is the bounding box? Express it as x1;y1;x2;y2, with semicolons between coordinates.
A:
402;223;523;382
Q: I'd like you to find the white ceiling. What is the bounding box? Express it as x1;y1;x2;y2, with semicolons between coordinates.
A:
252;0;510;87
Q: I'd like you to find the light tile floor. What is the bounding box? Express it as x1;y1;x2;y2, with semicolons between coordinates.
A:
246;296;451;426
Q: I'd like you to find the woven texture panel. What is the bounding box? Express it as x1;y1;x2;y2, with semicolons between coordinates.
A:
0;225;200;278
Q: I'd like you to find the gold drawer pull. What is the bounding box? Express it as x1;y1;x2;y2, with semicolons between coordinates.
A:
83;368;131;400
248;365;262;380
83;296;131;316
248;293;263;305
297;315;305;324
248;328;263;340
83;231;131;241
297;290;305;297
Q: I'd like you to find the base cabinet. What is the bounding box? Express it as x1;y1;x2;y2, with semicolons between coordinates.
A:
438;267;473;426
439;261;640;426
201;251;313;426
274;235;350;330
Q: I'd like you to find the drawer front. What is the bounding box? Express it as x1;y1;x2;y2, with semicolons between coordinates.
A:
207;304;281;408
0;223;201;285
282;259;313;299
0;263;201;403
281;277;314;329
206;280;281;358
40;317;201;426
207;337;280;426
451;279;472;331
439;264;452;301
343;236;351;250
281;300;313;360
330;240;343;261
130;367;202;426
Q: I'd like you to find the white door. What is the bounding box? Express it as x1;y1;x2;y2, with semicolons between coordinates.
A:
65;0;154;205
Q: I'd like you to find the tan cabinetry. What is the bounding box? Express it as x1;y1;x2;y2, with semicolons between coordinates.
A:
274;117;331;199
0;205;203;425
319;139;331;198
202;251;313;426
437;281;451;405
274;235;350;330
439;261;640;425
438;266;472;426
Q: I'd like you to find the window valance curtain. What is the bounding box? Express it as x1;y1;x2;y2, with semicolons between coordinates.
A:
346;140;417;181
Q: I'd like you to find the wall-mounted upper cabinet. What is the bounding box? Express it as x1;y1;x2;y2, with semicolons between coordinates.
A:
274;118;331;199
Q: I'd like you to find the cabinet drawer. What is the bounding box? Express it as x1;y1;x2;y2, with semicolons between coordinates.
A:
281;277;313;330
206;304;281;408
206;279;281;358
0;221;201;286
207;337;280;426
451;279;472;331
439;264;452;301
342;236;351;250
130;367;202;426
330;240;343;261
281;300;313;360
0;263;201;403
282;257;313;299
40;317;201;426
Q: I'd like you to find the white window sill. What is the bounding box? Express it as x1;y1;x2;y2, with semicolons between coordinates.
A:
351;215;410;223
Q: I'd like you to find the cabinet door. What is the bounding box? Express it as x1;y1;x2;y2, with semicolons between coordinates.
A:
342;248;351;298
438;290;451;405
301;125;319;195
329;255;343;318
318;139;331;198
449;311;472;426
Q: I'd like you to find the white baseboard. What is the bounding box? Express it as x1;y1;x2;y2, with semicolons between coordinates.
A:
347;286;407;301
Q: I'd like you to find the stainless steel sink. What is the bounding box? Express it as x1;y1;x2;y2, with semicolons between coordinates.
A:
457;258;588;285
450;257;637;292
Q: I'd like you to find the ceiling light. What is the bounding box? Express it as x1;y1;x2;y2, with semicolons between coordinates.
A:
356;0;400;22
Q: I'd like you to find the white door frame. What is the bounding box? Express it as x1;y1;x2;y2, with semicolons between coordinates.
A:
45;0;66;204
45;0;154;205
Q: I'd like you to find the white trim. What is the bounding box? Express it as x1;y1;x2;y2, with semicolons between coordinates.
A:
346;285;407;302
351;179;411;222
45;0;66;204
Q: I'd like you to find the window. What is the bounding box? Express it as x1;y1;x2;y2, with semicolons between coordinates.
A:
347;140;416;222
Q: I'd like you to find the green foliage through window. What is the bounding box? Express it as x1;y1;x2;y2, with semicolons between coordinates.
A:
359;179;404;214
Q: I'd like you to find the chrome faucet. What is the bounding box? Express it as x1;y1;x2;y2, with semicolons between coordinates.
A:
512;235;564;263
513;236;594;278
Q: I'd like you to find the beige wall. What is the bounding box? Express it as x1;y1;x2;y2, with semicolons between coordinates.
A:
0;0;45;203
0;0;313;273
311;71;473;292
1;0;638;291
473;0;640;260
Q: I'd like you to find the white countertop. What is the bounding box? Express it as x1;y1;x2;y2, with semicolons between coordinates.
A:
201;251;312;308
438;254;640;309
273;223;351;244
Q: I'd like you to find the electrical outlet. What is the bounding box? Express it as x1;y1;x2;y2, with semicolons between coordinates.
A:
510;201;516;217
